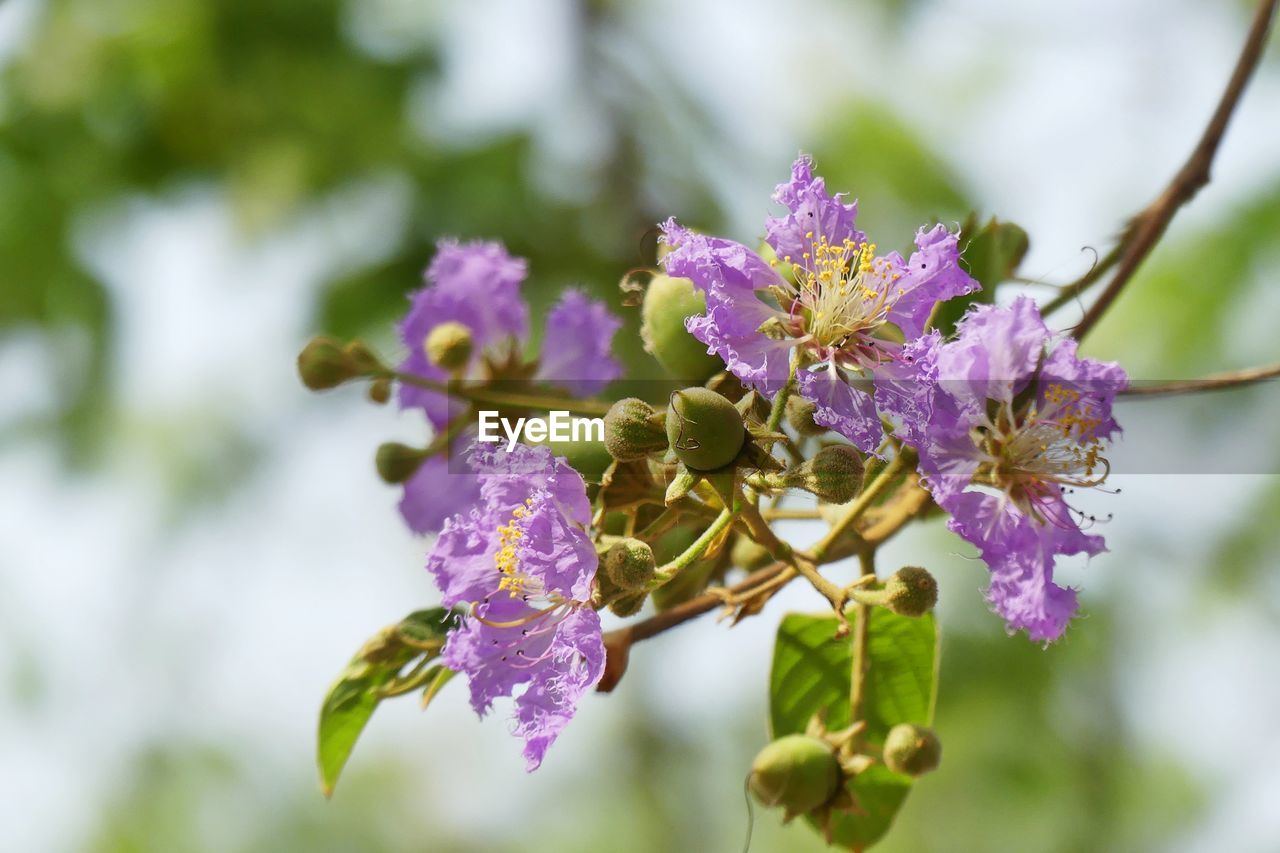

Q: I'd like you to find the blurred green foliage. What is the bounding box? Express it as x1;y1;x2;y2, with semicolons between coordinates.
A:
5;0;1274;851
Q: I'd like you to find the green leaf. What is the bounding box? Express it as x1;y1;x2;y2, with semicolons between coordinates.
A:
317;607;459;797
769;608;939;850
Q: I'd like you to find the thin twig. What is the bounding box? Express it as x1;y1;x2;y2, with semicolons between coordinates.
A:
1120;362;1280;398
848;551;877;727
1069;0;1279;341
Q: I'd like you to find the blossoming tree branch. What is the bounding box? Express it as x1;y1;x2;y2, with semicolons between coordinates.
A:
298;2;1278;846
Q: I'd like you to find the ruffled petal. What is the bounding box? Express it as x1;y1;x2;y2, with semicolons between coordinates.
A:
797;365;883;455
534;289;623;397
398;439;480;535
765;156;865;263
885;225;980;339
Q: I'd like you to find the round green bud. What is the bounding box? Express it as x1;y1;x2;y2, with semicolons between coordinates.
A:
367;377;392;404
424;321;474;372
297;336;359;390
665;387;745;471
785;395;827;436
785;445;864;504
882;724;941;777
604;398;668;461
604;538;657;592
882;566;938;618
641;273;722;381
731;535;774;572
749;734;842;817
375;442;427;484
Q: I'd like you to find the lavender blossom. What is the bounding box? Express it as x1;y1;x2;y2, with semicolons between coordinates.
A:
427;443;604;770
395;241;622;533
904;297;1127;641
662;156;977;454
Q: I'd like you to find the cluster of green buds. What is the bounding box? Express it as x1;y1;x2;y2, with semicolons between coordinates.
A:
748;714;942;839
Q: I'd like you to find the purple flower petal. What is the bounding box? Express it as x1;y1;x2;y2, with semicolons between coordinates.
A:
428;442;602;770
797;365;884;455
661;218;785;299
399;445;480;536
534;289;623;396
686;291;793;396
884;225;980;339
397;239;530;423
765;156;865;263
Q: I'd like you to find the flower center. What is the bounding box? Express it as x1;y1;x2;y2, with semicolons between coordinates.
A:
494;499;543;598
978;384;1110;513
771;232;904;354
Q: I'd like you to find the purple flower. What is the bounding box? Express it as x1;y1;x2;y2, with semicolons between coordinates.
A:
397;239;529;426
428;443;604;770
395;240;623;534
535;289;624;396
661;156;978;454
905;296;1127;641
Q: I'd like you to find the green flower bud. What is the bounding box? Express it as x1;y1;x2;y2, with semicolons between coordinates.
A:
604;538;657;592
731;535;774;572
641;273;721;381
297;336;361;390
604;398;668;461
882;724;941;777
375;442;427;484
367;377;392;404
749;734;842;818
782;445;864;503
785;394;827;436
665;387;745;471
342;340;383;375
424;321;474;372
882;566;938;617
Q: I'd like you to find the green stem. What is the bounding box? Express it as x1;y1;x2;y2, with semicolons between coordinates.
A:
766;349;801;432
392;371;612;417
649;505;737;589
740;499;847;617
849;551;876;728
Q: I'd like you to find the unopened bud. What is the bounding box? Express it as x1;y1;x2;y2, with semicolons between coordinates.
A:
367;377;392;404
781;445;864;503
785;394;827;436
603;398;668;461
665;387;745;471
882;724;941;777
298;336;367;390
882;566;937;617
375;442;428;484
424;321;474;372
604;538;657;592
641;273;721;381
749;734;842;818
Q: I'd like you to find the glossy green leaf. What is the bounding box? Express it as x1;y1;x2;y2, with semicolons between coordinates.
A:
769;608;939;849
317;607;458;797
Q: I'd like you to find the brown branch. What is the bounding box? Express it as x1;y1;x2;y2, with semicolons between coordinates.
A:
1120;362;1280;398
1069;0;1278;341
